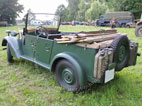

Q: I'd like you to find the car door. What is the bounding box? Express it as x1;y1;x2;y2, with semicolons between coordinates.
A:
35;37;53;64
22;35;37;60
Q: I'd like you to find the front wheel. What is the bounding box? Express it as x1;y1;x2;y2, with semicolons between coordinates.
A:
55;60;80;92
7;43;13;63
126;25;130;28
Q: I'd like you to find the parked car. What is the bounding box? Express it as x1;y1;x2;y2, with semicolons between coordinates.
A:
80;21;88;25
126;19;140;28
30;20;43;26
96;11;134;27
68;22;72;25
72;21;80;25
61;22;69;25
2;13;139;92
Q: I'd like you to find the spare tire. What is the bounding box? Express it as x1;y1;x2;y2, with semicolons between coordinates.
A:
135;25;142;37
111;35;130;71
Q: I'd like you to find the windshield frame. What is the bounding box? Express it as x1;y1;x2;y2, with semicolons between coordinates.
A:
25;13;61;32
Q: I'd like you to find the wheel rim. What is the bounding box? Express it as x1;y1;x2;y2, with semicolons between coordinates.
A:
62;68;74;84
138;28;142;36
118;45;126;63
59;67;76;88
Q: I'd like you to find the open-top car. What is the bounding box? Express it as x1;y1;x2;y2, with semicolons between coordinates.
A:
2;13;139;92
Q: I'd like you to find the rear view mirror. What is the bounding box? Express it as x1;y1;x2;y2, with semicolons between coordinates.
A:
5;30;11;36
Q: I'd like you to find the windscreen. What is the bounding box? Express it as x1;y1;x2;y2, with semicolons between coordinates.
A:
27;13;60;29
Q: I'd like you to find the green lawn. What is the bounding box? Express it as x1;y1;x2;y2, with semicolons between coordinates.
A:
0;25;142;106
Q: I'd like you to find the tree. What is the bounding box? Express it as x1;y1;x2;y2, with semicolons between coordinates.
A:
66;0;80;21
106;0;142;19
0;0;24;24
85;0;107;21
55;4;67;22
76;0;90;21
123;0;142;19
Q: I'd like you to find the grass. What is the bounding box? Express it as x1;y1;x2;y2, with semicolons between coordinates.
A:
0;25;142;106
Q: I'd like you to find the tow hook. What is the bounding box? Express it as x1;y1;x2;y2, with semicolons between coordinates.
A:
137;53;141;56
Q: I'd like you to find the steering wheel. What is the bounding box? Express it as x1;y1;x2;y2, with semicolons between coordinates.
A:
35;26;48;37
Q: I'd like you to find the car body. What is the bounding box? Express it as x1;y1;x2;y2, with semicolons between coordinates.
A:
126;19;140;28
2;13;139;92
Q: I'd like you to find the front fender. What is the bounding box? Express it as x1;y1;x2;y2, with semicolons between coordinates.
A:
137;22;142;26
2;36;21;58
50;53;86;86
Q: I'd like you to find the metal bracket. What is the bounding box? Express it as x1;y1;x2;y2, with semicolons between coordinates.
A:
0;48;7;51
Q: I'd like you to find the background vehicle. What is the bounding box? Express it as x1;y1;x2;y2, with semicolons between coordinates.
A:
2;13;139;92
30;20;43;26
96;11;134;27
135;14;142;36
126;20;139;28
0;21;8;27
61;22;69;25
72;21;80;25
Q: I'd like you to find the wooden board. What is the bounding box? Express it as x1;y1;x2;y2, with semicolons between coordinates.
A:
76;40;113;49
55;29;127;49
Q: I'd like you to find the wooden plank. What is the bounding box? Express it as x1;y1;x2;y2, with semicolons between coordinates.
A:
56;38;70;41
82;29;117;34
76;40;113;49
82;33;119;43
56;37;82;43
77;32;117;37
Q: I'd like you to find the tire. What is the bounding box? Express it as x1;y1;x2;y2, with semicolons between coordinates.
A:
55;60;80;92
121;24;126;28
7;43;13;63
126;25;130;28
111;35;130;71
135;25;142;37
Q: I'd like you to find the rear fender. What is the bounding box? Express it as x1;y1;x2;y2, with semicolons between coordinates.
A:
50;53;86;86
2;36;21;58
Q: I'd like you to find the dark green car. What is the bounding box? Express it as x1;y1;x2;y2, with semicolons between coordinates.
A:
2;13;139;92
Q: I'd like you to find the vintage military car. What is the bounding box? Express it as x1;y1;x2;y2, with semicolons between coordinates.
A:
2;13;139;92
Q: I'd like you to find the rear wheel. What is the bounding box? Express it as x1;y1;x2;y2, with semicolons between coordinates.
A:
55;60;80;92
111;35;130;71
7;43;13;63
135;25;142;36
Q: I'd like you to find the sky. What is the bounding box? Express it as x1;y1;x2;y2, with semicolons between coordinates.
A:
18;0;68;19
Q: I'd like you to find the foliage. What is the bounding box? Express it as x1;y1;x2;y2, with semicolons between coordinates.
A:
55;4;67;22
106;0;142;19
76;0;90;21
57;0;142;21
85;0;107;21
0;0;24;24
65;0;80;21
